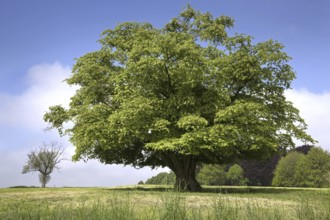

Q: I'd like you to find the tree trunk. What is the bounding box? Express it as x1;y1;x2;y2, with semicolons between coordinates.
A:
163;153;202;192
39;173;50;188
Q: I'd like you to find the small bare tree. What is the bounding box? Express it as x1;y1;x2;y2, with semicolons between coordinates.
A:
22;141;65;187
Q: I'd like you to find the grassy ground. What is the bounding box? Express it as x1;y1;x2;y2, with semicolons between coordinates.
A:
0;185;329;219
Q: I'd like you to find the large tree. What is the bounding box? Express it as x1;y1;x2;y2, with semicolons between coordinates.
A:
44;6;313;191
22;141;65;187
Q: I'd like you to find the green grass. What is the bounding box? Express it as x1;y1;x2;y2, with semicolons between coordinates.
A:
0;185;329;219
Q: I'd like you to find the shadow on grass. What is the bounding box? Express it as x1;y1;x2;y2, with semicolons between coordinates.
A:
9;185;39;188
107;185;314;195
109;185;172;192
201;186;308;194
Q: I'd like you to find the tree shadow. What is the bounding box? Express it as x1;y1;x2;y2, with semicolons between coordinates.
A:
106;185;316;195
201;186;307;194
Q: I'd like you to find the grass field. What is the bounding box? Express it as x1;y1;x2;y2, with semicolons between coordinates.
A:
0;185;329;219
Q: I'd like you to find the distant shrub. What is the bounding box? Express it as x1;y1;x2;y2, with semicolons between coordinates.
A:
198;164;226;186
272;151;304;187
226;164;248;186
197;164;247;186
294;147;330;187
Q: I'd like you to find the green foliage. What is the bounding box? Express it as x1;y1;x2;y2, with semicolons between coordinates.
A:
22;141;65;187
197;165;226;186
295;147;330;187
272;151;304;187
198;164;247;186
145;172;176;185
273;147;330;187
44;6;314;191
226;164;247;186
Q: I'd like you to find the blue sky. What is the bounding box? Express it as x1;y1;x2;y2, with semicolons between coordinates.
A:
0;0;329;187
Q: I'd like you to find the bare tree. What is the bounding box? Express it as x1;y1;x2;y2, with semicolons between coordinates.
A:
22;141;65;187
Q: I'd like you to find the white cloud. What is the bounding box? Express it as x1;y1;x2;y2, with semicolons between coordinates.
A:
0;62;76;130
285;88;330;151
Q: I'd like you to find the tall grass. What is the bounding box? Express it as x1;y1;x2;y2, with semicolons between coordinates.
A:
0;187;329;220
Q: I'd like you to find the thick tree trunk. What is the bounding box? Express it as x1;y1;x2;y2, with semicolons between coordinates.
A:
174;166;202;192
163;153;202;192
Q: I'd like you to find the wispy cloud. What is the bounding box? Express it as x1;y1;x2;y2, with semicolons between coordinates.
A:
0;62;75;130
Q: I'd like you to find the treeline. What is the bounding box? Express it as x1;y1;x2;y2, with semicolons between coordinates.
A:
141;146;330;188
142;172;176;185
141;164;248;186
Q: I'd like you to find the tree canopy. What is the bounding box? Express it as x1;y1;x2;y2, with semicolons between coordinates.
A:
44;6;314;191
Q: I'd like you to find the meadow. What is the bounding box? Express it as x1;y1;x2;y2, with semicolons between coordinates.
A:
0;185;329;220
